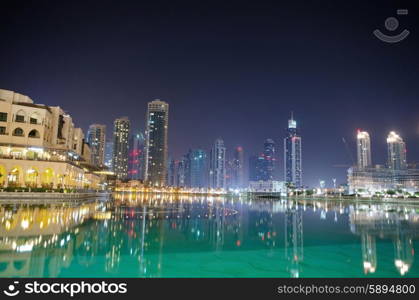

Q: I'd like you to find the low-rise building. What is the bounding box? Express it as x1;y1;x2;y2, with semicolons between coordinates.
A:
347;165;419;194
248;180;287;195
0;89;100;189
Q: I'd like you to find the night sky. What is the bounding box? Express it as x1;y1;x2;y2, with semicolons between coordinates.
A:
1;0;418;187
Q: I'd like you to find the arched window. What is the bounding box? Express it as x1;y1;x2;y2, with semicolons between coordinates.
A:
28;129;40;138
12;128;24;136
15;110;26;123
30;112;39;124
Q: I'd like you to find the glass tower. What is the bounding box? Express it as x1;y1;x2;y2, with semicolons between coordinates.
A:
231;146;244;189
112;117;130;180
188;149;207;188
261;139;275;181
87;124;106;167
144;100;169;186
387;131;407;170
357;130;372;169
209;138;226;189
284;113;302;188
128;132;145;180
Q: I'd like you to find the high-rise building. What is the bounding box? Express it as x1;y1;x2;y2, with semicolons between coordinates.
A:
176;156;188;187
261;139;275;181
112;117;130;180
357;130;372;169
387;131;407;170
209;138;226;189
231;146;245;189
128;132;145;180
86;124;106;167
188;149;207;188
168;158;177;186
144;100;169;186
104;141;113;170
249;155;264;182
284;113;302;188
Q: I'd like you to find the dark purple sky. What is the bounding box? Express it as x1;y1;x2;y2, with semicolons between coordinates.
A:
1;0;418;187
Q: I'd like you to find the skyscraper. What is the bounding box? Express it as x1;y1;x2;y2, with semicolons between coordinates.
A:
357;130;372;169
144;100;169;186
112;117;130;180
104;141;113;170
284;113;302;188
168;158;177;186
231;146;244;188
387;131;407;170
188;149;207;188
209;138;226;189
128;132;145;180
86;124;106;167
176;155;188;187
261;139;275;181
249;154;264;182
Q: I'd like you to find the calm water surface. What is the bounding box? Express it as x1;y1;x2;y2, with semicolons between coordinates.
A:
0;193;418;278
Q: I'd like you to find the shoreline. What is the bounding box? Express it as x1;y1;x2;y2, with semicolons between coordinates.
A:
0;191;110;204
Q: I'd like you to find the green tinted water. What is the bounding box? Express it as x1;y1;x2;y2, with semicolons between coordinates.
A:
0;194;418;277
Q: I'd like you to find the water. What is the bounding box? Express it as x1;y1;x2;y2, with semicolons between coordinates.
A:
0;193;418;278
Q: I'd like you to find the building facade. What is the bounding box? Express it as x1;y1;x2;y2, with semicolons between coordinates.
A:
357;130;372;169
248;180;287;195
87;124;106;167
249;154;264;182
112;117;130;180
128;132;145;181
348;131;416;194
144;100;169;187
231;146;244;189
0;89;99;189
261;139;275;181
176;156;188;187
387;131;407;170
284;114;302;188
188;149;207;188
104;141;113;170
209;138;226;189
347;166;419;194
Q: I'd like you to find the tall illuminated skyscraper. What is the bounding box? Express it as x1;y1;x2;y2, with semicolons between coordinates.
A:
128;132;145;180
249;154;264;182
209;138;226;189
188;149;207;188
144;99;169;186
284;113;302;188
387;131;407;170
357;130;372;169
261;139;275;181
104;141;113;170
87;124;106;167
112;117;130;180
231;146;244;188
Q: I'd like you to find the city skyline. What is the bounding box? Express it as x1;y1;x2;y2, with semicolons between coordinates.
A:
1;1;418;187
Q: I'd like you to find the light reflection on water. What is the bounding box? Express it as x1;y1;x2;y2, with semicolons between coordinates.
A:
0;193;418;278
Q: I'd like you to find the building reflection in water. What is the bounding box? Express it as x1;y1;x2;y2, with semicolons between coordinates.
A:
284;201;303;278
0;201;102;277
0;193;417;277
349;203;418;276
